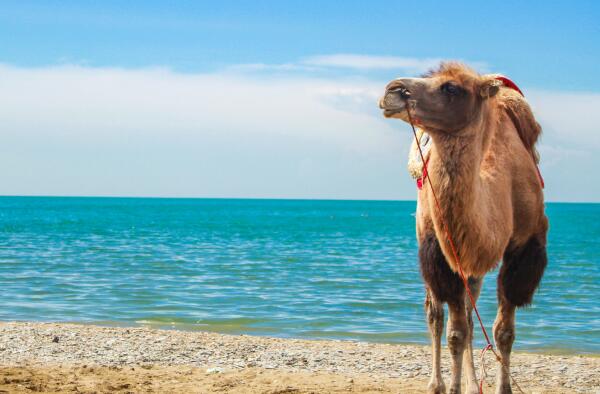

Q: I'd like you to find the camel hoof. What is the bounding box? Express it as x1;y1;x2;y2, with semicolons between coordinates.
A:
465;386;480;394
427;380;446;394
495;385;513;394
448;386;461;394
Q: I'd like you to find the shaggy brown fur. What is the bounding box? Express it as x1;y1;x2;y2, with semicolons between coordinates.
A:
379;63;548;394
419;233;464;304
499;236;547;307
501;91;542;153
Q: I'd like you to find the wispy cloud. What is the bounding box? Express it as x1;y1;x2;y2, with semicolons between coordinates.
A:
225;62;314;73
302;54;442;72
228;54;489;78
228;54;443;75
0;62;410;199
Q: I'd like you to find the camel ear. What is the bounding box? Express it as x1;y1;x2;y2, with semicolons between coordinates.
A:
480;79;501;99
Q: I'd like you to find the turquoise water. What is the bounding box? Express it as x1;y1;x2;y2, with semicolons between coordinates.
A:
1;197;598;354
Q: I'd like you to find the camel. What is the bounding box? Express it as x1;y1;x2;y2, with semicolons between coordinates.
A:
378;63;548;394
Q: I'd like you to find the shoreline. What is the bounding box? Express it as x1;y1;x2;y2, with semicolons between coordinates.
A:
1;322;598;393
8;319;593;357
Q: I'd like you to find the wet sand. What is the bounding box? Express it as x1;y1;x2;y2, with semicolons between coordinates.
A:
0;322;597;393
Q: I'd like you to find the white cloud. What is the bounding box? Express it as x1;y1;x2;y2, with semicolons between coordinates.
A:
515;89;600;201
0;63;413;199
0;59;598;201
228;54;485;75
224;62;314;73
528;90;600;148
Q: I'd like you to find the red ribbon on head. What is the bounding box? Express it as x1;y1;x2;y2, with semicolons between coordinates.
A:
495;76;524;97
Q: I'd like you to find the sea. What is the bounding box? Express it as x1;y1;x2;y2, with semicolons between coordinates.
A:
1;197;598;354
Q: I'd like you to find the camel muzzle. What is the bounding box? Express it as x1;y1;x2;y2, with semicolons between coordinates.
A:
379;80;412;117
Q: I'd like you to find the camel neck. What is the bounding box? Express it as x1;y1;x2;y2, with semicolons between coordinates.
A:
429;133;482;194
424;124;490;225
424;103;495;210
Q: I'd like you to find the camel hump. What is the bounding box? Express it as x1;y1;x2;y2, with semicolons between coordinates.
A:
499;90;542;155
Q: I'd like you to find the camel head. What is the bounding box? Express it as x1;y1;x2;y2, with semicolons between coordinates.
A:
379;63;502;133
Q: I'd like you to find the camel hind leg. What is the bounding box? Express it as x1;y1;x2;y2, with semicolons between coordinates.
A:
495;235;547;394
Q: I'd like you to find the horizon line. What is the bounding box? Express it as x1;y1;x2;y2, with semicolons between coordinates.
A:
0;194;597;204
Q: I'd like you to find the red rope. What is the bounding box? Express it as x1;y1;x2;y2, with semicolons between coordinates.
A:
405;106;492;344
404;104;524;394
479;344;493;393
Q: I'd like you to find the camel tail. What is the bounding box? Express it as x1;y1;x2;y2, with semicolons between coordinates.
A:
500;91;542;156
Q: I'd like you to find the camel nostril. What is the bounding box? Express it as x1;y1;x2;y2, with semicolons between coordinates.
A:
389;87;411;100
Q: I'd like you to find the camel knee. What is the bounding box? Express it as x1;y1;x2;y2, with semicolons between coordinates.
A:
447;328;467;355
427;310;444;335
426;297;444;324
427;307;442;325
498;236;547;307
494;325;515;350
464;278;481;343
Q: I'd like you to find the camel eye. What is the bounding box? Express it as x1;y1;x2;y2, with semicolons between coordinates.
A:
441;82;462;96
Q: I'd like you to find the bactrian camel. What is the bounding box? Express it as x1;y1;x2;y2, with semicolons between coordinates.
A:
379;63;548;394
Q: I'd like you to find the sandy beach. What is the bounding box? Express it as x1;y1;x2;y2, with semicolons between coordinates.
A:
0;323;597;393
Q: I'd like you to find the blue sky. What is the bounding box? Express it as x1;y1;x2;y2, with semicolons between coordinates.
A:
1;1;599;201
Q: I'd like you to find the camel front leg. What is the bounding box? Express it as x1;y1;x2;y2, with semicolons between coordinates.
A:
447;297;468;394
463;277;483;394
425;290;446;394
419;233;467;393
